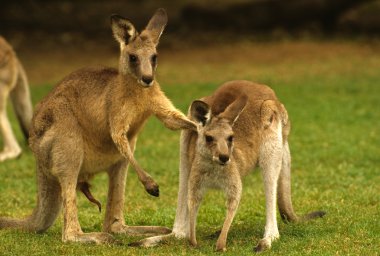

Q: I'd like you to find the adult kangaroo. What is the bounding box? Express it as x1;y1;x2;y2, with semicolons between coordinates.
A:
134;80;325;252
0;9;196;244
0;36;33;162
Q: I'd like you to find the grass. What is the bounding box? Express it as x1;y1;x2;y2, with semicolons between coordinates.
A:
0;41;379;255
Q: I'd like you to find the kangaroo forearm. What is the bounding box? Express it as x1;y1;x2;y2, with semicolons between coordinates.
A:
158;111;196;131
113;135;148;179
111;129;159;197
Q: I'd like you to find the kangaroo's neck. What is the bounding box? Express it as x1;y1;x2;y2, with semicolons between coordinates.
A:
118;72;139;89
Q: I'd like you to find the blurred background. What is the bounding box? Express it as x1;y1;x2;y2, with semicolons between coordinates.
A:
1;0;380;85
1;0;380;86
2;0;380;40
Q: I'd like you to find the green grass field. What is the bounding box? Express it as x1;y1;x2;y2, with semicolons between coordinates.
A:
0;41;379;255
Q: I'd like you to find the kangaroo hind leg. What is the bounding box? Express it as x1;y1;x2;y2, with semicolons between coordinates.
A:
128;130;193;247
103;138;170;237
255;130;283;252
49;129;114;244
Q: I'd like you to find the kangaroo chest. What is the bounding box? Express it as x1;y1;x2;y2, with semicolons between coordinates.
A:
193;160;238;190
81;99;152;175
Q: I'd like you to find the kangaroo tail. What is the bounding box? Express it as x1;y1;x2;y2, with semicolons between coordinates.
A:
279;208;326;223
0;166;62;233
10;60;33;140
300;210;326;221
277;141;326;223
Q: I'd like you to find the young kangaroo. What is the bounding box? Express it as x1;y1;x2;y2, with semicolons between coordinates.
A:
0;36;33;161
0;9;196;244
133;80;325;252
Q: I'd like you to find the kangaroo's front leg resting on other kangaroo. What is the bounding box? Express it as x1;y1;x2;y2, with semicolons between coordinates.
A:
154;95;196;131
111;127;159;197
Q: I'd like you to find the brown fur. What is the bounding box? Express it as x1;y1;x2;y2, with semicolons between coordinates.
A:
132;80;325;252
0;9;195;244
184;81;325;252
0;36;33;161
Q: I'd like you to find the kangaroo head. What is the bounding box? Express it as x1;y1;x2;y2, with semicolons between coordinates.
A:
190;96;248;166
111;8;167;87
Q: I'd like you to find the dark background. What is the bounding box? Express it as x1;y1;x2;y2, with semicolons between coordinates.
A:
1;0;380;86
1;0;380;47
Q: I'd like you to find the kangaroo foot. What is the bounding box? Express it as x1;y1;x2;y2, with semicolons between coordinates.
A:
215;241;227;252
107;223;171;236
63;232;117;244
128;233;174;247
254;234;279;253
0;147;21;162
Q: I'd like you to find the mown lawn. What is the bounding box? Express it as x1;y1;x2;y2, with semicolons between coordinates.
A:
0;41;379;255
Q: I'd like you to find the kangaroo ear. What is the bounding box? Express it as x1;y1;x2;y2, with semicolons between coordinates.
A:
219;95;248;126
110;14;136;45
260;100;278;129
190;100;211;126
143;8;168;45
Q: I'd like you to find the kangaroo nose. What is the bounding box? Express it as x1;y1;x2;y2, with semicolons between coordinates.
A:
142;76;153;86
219;155;229;164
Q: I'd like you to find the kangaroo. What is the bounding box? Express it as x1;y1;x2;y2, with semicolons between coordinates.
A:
0;9;196;244
0;36;33;162
133;80;325;252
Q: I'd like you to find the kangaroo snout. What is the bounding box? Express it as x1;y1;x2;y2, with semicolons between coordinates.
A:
218;154;230;165
141;76;153;87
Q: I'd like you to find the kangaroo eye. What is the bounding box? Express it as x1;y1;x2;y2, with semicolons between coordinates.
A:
205;135;214;143
228;136;234;143
151;54;157;63
129;54;138;63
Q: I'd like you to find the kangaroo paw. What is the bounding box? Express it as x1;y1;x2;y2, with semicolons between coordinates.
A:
254;233;279;253
144;178;159;197
215;241;227;252
254;238;271;253
0;148;22;162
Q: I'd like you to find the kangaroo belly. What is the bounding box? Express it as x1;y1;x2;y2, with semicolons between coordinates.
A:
80;138;123;175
